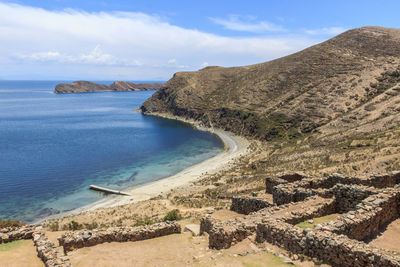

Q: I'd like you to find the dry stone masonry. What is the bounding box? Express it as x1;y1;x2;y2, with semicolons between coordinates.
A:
230;196;274;215
0;224;40;243
33;231;71;267
58;221;181;253
201;171;400;266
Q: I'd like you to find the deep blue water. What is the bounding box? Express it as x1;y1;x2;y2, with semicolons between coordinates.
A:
0;81;223;223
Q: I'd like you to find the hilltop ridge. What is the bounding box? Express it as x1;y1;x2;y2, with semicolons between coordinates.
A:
55;81;164;94
141;26;400;141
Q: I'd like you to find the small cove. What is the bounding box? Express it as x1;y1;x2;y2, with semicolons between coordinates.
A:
0;81;224;223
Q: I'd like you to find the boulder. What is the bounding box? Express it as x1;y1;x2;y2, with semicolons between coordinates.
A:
184;224;200;236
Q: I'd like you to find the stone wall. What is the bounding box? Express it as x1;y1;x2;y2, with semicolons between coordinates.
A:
207;220;257;249
230;196;274;215
200;215;219;235
33;231;71;267
205;196;335;249
272;180;322;205
0;225;39;243
203;171;400;266
265;177;287;194
361;172;400;188
270;172;396;206
326;188;400;241
331;184;379;213
265;172;306;193
256;219;400;267
58;221;181;253
281;197;337;225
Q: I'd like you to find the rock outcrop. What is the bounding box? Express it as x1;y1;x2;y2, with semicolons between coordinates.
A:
109;81;163;91
54;81;163;93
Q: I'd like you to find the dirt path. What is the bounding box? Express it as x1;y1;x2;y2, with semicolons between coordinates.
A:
369;218;400;252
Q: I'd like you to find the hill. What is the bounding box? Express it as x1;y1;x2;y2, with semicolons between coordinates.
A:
141;26;400;142
54;81;164;93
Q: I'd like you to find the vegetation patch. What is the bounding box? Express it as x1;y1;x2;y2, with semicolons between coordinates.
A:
296;214;338;229
0;240;28;251
132;218;154;227
0;219;26;228
163;209;182;222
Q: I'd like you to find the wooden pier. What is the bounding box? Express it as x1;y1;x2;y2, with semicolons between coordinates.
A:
89;185;131;196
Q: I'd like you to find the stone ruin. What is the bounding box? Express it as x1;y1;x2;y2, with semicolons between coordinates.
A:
33;231;71;267
58;221;181;253
0;224;38;243
1;221;180;266
0;225;71;267
200;171;400;267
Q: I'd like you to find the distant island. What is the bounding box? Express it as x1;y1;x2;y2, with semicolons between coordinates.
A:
54;81;164;94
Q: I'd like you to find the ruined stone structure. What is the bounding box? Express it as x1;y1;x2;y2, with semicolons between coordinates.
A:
2;222;181;266
0;225;71;266
0;225;39;243
33;231;71;267
201;171;400;267
58;221;181;253
230;196;274;215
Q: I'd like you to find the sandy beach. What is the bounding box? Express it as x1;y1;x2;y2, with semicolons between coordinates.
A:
47;113;250;220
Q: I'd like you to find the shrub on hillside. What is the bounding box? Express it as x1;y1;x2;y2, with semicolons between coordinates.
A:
0;219;26;228
163;209;181;222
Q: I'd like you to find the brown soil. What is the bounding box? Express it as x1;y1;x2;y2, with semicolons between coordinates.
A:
0;240;44;267
68;232;303;267
210;209;245;221
369;218;400;252
271;196;328;219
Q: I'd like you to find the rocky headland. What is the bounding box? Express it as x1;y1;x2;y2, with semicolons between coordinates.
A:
54;81;164;94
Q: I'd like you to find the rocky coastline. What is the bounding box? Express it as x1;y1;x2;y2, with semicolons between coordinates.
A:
54;81;164;94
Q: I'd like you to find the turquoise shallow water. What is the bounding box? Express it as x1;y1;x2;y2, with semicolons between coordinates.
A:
0;81;223;223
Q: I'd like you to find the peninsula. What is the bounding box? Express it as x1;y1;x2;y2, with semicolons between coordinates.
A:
54;81;164;94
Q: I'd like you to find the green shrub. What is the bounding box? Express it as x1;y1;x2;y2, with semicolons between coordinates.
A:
49;222;59;231
84;222;98;230
163;209;181;222
62;220;83;231
132;218;154;227
0;219;26;228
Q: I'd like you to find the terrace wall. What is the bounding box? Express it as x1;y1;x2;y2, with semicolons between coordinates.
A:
58;222;181;253
256;219;400;267
230;196;274;215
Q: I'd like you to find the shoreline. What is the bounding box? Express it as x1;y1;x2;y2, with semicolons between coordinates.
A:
40;112;250;223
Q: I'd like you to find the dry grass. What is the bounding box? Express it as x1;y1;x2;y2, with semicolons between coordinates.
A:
0;240;44;267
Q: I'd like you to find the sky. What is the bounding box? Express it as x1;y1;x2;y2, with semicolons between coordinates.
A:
1;0;400;80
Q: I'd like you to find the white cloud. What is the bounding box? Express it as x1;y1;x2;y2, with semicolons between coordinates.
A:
16;45;127;65
200;62;209;68
304;27;347;35
17;51;61;61
210;15;285;33
0;3;322;80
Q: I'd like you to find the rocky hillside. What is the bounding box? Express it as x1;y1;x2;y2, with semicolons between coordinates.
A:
141;26;400;141
55;81;164;93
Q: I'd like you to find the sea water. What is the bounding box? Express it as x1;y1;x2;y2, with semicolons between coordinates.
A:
0;81;223;223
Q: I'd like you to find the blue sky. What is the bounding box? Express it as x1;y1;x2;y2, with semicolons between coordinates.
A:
1;0;400;80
